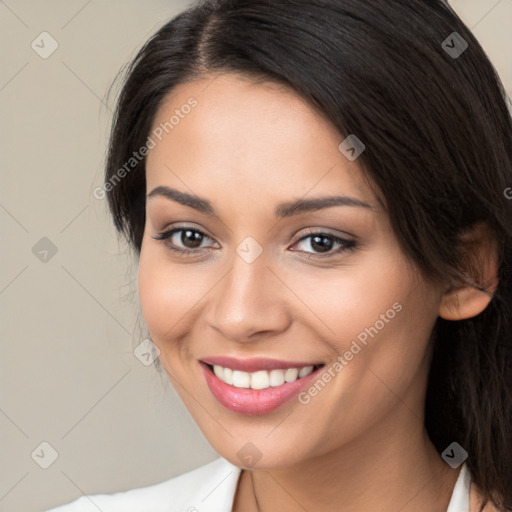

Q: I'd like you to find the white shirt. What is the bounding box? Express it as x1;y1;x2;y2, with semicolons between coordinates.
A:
46;457;471;512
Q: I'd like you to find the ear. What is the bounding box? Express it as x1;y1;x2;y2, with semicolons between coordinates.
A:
438;222;499;321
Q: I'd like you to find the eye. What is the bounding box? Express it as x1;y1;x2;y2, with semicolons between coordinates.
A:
152;226;218;255
152;225;357;259
290;229;357;258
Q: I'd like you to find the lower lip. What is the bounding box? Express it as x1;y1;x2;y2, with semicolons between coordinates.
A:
200;362;324;415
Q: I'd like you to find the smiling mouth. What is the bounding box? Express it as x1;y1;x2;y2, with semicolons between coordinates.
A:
199;360;326;415
202;362;325;390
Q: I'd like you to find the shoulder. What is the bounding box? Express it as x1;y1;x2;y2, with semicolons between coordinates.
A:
45;457;242;512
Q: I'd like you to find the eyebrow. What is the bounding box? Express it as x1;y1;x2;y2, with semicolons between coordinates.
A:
146;185;375;218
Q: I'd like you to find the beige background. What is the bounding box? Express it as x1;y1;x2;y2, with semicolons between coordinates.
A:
0;1;510;511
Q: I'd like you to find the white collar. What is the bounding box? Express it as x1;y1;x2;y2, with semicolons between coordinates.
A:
445;463;471;512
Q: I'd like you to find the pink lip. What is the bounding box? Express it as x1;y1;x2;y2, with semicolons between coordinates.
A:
201;356;323;372
200;361;325;415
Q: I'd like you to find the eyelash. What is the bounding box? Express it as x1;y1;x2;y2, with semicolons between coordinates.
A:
152;225;358;260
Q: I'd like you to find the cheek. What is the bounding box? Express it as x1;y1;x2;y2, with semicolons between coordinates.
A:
299;263;401;346
137;244;214;365
137;247;189;345
319;255;437;394
138;257;169;334
137;261;192;379
341;276;438;406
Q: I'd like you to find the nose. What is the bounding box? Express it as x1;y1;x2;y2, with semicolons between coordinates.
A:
204;251;292;342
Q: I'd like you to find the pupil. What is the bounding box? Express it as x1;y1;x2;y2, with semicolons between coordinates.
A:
183;230;202;248
311;235;332;253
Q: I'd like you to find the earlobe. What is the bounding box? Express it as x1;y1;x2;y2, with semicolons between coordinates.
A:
438;222;499;321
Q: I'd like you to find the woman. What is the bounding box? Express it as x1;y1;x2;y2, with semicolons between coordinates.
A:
48;0;512;510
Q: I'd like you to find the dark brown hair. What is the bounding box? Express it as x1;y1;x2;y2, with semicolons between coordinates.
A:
104;0;512;508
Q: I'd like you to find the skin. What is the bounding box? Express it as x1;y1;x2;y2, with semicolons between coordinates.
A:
138;73;498;511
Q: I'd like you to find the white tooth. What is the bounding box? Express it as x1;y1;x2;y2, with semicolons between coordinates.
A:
284;368;299;382
223;367;233;385
269;369;285;387
298;365;314;378
213;364;316;388
232;370;250;388
250;370;270;390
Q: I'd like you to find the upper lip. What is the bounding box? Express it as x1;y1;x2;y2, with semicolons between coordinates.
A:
200;356;324;372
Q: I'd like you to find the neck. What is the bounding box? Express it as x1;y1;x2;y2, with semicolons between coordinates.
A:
234;409;460;512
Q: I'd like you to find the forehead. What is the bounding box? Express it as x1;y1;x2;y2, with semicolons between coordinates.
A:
146;72;377;213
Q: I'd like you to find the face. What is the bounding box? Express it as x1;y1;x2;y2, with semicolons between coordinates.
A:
138;72;444;469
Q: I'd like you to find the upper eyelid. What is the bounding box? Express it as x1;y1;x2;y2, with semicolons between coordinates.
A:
156;225;214;242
